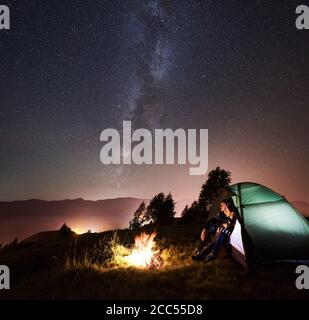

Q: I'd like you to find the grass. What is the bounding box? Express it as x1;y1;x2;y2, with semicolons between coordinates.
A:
0;223;307;300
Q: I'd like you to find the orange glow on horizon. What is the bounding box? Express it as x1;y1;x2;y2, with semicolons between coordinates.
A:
71;224;99;235
71;227;82;234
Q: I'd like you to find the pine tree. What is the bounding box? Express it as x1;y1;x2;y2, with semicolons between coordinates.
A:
129;201;148;229
198;166;231;213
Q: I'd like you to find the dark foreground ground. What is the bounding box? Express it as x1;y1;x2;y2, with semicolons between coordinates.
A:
0;224;308;300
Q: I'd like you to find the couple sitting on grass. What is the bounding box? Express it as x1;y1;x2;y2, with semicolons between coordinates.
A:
192;199;236;263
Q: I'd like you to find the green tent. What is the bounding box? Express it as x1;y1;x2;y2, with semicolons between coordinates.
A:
214;182;309;267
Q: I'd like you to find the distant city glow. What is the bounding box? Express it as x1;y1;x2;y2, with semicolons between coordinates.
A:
71;225;98;235
72;227;82;234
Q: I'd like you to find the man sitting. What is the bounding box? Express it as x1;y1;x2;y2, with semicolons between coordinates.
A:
192;199;236;262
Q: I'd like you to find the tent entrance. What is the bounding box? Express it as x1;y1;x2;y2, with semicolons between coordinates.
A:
230;220;245;255
229;219;247;268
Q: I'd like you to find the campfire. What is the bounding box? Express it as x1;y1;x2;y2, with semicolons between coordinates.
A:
124;231;162;269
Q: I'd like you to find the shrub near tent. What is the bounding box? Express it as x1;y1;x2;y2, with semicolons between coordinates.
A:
210;182;309;267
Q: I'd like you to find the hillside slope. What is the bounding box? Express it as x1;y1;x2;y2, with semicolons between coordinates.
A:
0;223;307;300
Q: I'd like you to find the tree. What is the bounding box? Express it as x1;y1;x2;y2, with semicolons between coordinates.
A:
181;205;189;217
198;166;231;213
59;223;72;237
180;201;200;224
162;193;176;221
146;192;176;225
180;167;232;224
5;237;19;249
129;201;148;229
12;237;18;247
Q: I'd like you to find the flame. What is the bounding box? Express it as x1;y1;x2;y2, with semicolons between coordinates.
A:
125;231;159;268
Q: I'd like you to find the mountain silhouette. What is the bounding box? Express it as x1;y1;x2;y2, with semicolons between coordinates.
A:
0;197;143;243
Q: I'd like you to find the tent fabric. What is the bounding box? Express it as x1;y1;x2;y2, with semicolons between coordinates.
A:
230;182;284;206
230;220;245;255
227;182;309;266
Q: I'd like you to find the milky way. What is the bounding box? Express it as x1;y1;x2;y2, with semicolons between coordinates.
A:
119;0;177;128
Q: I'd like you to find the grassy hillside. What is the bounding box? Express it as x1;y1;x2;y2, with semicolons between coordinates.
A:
0;223;307;300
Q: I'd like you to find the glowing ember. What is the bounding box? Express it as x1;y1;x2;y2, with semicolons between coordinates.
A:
125;231;161;268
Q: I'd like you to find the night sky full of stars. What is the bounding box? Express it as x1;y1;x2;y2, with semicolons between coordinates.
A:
0;0;308;203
